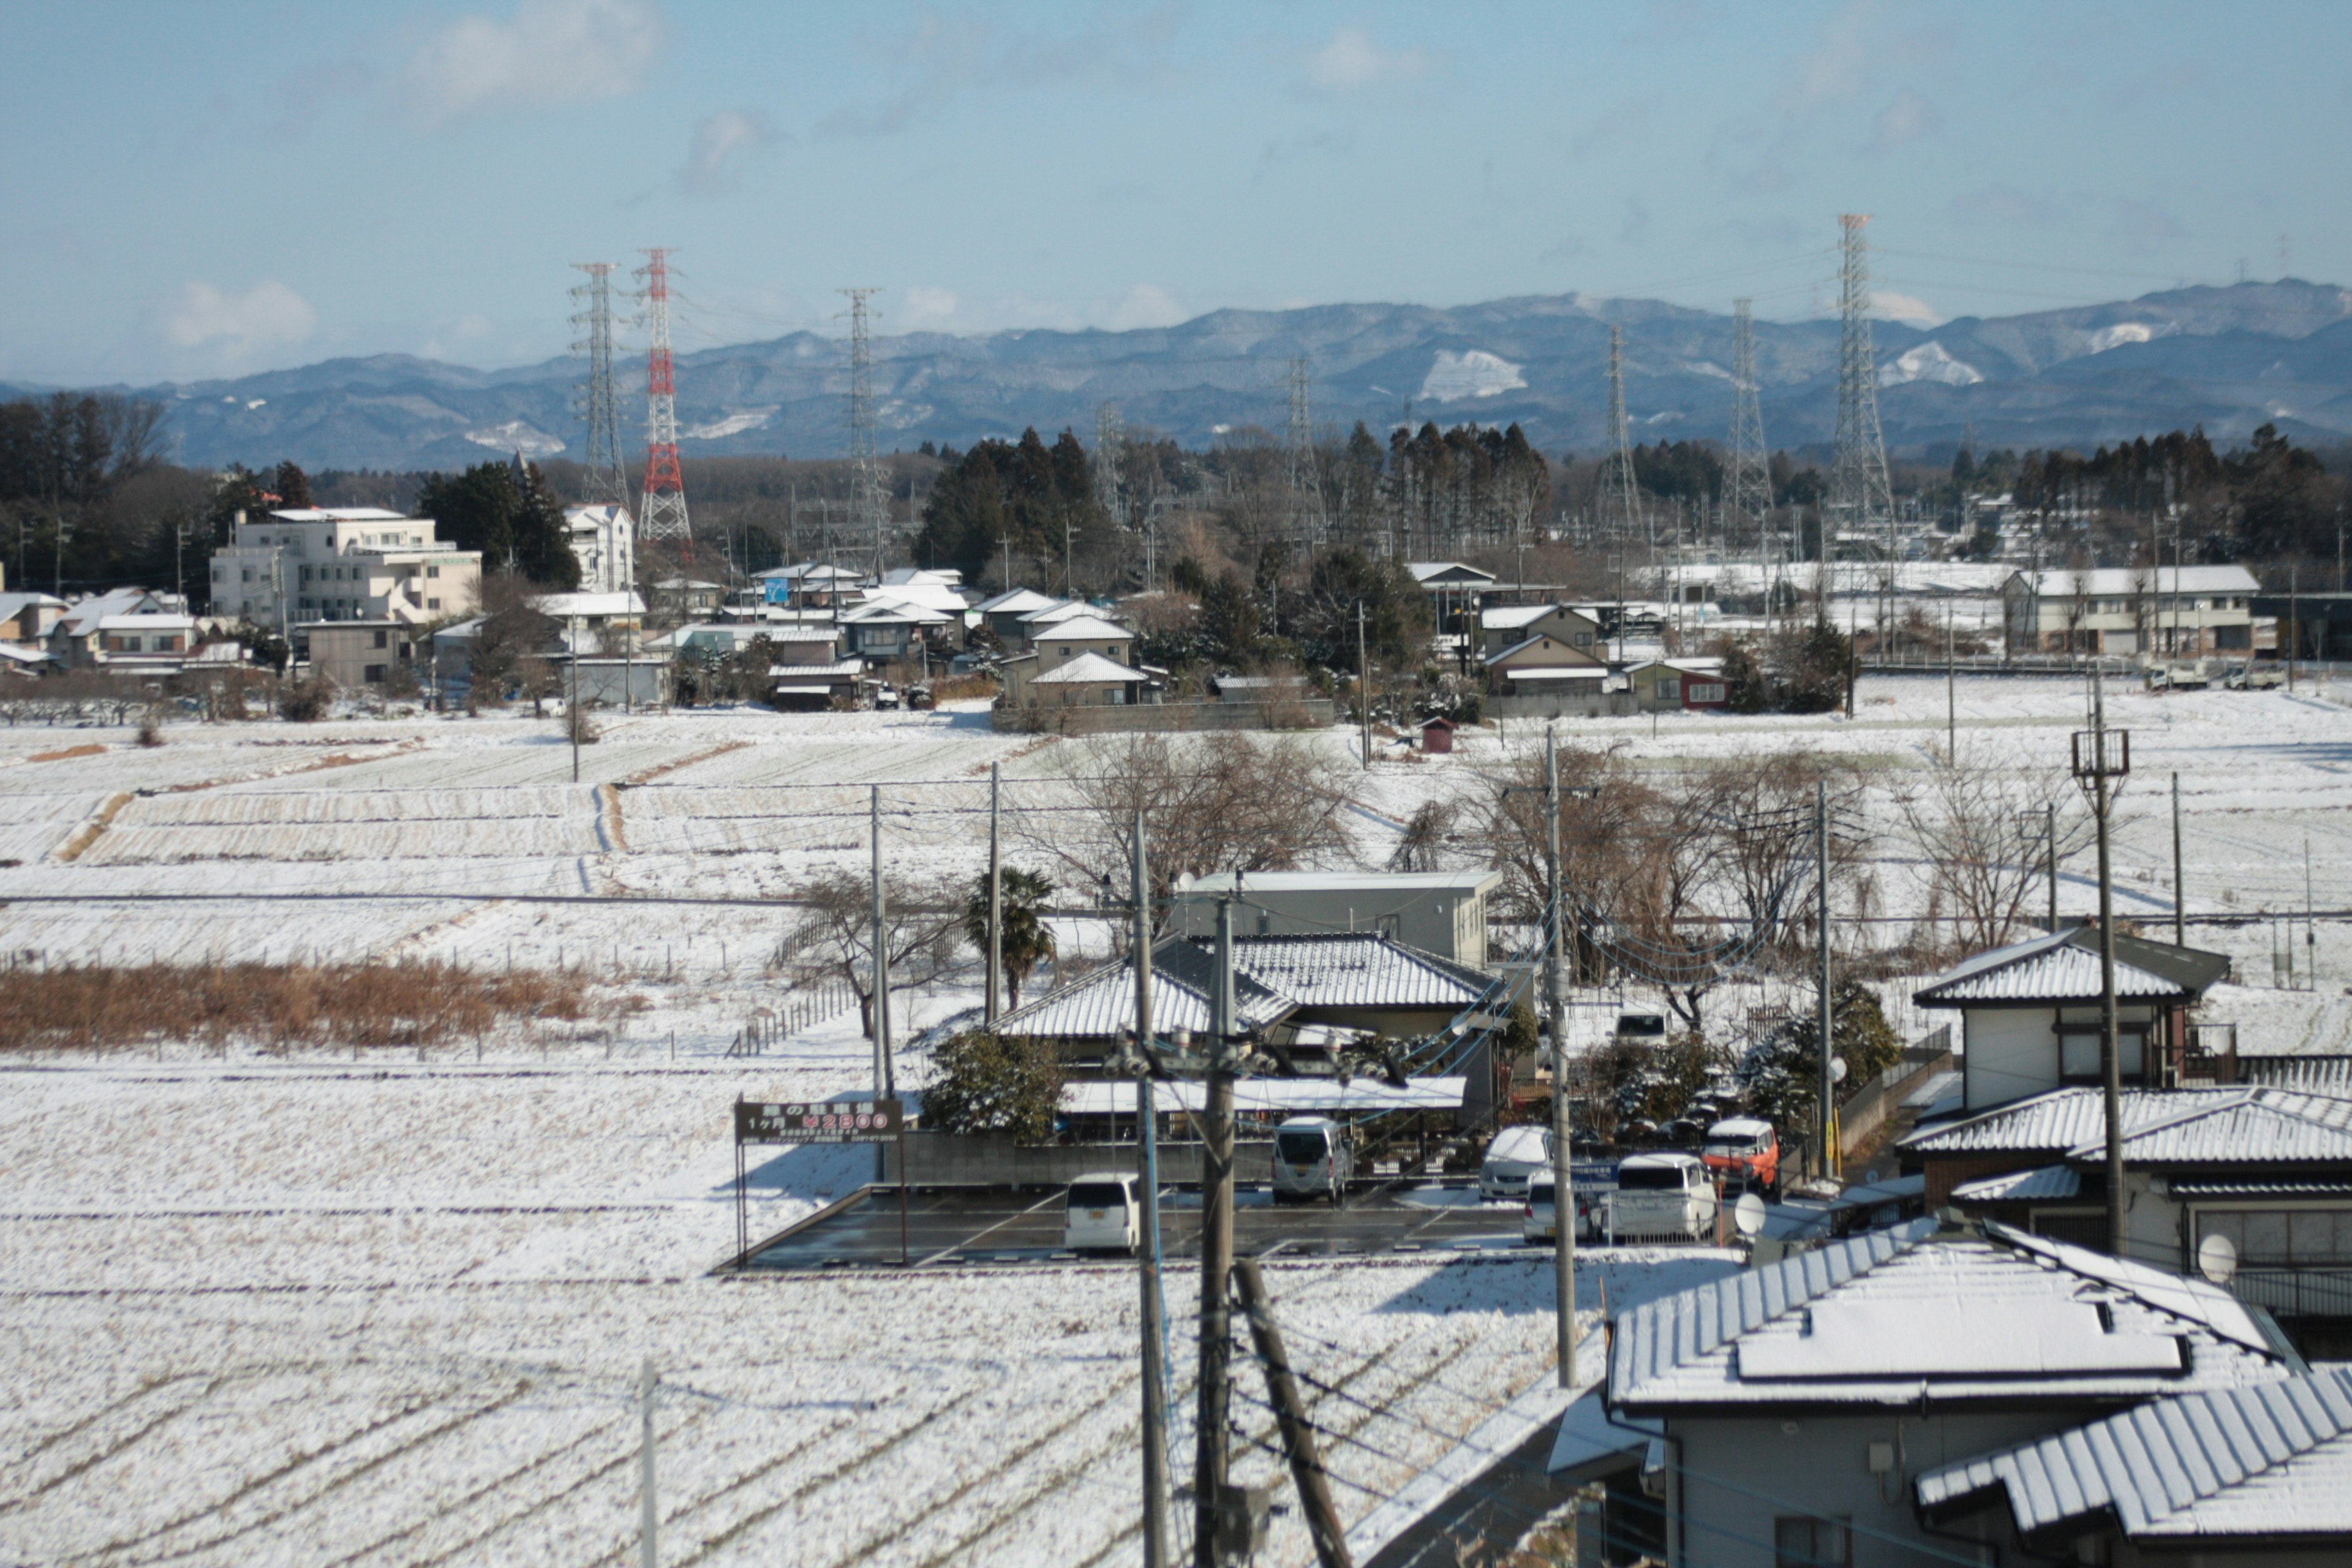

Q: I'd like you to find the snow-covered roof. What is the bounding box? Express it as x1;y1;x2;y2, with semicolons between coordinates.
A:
1227;934;1493;1012
56;589;162;636
2011;565;2261;598
1408;561;1497;586
2235;1055;2352;1096
1494;665;1611;683
1915;927;2226;1006
755;561;862;583
96;613;195;630
1178;869;1502;897
1480;603;1593;631
0;643;55;665
0;592;67;618
1030;651;1150;685
881;567;962;587
1899;1086;2352;1166
976;587;1062;616
266;507;409;522
1483;632;1602;668
1030;615;1132;643
532;591;646;619
1916;1369;2352;1543
1605;1218;2285;1414
1066;1077;1464;1117
1019;600;1098;627
1950;1164;2082;1203
562;503;633;530
995;937;1292;1042
1705;1117;1774;1141
764;660;865;679
858;582;968;616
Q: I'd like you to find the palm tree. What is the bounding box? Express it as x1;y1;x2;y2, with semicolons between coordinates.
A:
964;867;1056;1010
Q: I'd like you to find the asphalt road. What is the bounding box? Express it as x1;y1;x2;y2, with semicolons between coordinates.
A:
737;1182;1537;1272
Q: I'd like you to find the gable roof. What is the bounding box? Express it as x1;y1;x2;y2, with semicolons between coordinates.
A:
976;587;1062;616
1916;925;2229;1006
1917;1368;2352;1544
1901;1085;2352;1166
1031;650;1150;685
56;589;163;637
1226;933;1493;1011
1483;632;1604;669
1408;561;1498;586
2236;1054;2352;1096
1031;614;1132;643
2011;565;2261;599
1607;1217;2286;1414
995;936;1293;1042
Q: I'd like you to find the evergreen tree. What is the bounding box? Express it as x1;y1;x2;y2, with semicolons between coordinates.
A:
273;461;314;510
414;461;579;587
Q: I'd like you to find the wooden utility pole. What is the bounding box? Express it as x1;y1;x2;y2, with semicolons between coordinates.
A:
2072;673;2130;1257
1131;812;1171;1568
2172;773;2185;948
870;785;892;1096
1817;781;1835;1182
2046;801;2059;931
986;762;1003;1028
1544;728;1575;1388
1234;1261;1351;1568
1192;897;1240;1568
1357;602;1372;771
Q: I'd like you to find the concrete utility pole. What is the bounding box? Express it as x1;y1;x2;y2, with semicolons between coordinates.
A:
2073;673;2130;1258
870;785;892;1097
1192;896;1240;1568
1357;603;1373;771
986;763;1003;1028
1544;728;1575;1389
1945;601;1957;760
1817;781;1836;1183
2047;801;2060;931
2172;774;2185;948
2288;565;2299;693
638;1357;658;1568
1234;1260;1351;1568
569;614;582;784
1131;812;1172;1568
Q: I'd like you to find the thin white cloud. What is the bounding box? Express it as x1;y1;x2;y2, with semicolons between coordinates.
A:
162;281;317;360
1106;284;1185;331
820;7;1178;138
902;287;960;328
1871;290;1944;327
396;0;665;128
1868;89;1938;153
1300;26;1434;93
677;108;778;194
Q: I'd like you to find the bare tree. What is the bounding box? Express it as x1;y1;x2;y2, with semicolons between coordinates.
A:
1896;751;2097;955
778;868;966;1041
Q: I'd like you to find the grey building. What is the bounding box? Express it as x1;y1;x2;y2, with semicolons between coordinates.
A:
1171;869;1502;968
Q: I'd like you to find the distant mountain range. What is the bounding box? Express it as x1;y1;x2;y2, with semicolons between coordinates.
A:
13;281;2352;472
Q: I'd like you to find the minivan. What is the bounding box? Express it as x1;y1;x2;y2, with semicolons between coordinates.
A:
1062;1173;1141;1252
1479;1124;1553;1202
1270;1117;1354;1203
1604;1153;1719;1242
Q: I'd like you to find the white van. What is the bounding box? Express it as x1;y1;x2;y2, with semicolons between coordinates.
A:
1270;1117;1354;1203
1604;1153;1719;1242
1061;1173;1141;1252
1479;1124;1553;1202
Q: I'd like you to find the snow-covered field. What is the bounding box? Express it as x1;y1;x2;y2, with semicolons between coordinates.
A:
4;677;2351;1563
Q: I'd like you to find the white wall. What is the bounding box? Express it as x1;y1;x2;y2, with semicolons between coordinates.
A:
1964;1009;2059;1109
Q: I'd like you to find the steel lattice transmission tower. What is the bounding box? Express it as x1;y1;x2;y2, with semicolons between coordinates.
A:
634;247;693;559
1093;402;1125;526
840;288;886;580
1284;357;1325;545
570;263;628;507
1600;325;1642;545
1726;298;1772;554
1828;215;1894;575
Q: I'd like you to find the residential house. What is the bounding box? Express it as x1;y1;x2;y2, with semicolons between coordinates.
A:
993;935;1296;1073
650;578;723;619
2002;565;2261;657
1029;614;1134;666
562;504;636;595
208;507;481;630
755;562;861;609
1913;925;2232;1112
839;600;950;663
1482;626;1609;699
48;590;213;675
1624;658;1730;712
767;660;866;711
0;592;67;647
1476;603;1604;660
1173;869;1502;967
996;649;1155;708
534;590;647;654
301;620;415;688
1551;1213;2307;1568
973;587;1066;649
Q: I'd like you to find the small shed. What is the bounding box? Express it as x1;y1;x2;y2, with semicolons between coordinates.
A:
1419;717;1456;753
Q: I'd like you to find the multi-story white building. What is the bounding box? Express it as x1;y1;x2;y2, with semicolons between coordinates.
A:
2001;565;2261;657
563;505;636;595
209;508;481;631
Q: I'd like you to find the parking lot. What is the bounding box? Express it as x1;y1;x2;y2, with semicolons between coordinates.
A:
734;1181;1542;1272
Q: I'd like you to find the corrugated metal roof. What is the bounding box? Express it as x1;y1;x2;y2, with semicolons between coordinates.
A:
1606;1219;2283;1414
1918;940;2190;1004
1228;934;1492;1011
2013;565;2261;598
1916;1368;2352;1540
1901;1087;2352;1164
1031;651;1150;685
2237;1055;2352;1096
1951;1165;2082;1203
2168;1175;2352;1199
1065;1077;1464;1115
995;938;1292;1042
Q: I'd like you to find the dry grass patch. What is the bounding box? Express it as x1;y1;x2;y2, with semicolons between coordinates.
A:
0;960;590;1054
26;744;107;764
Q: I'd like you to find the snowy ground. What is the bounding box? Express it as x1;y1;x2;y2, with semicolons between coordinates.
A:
5;677;2352;1562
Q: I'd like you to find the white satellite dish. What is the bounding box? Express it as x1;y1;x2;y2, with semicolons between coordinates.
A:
2198;1232;2238;1285
1830;1055;1848;1085
1733;1191;1768;1238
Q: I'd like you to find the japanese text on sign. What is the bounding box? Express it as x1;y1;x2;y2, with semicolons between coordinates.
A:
735;1099;905;1145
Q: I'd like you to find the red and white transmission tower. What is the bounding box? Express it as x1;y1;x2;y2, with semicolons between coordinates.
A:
635;247;693;559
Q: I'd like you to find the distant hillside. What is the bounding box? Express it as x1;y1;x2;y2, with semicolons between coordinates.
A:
12;281;2352;472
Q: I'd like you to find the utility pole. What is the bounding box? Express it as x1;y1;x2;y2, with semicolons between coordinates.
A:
1131;812;1172;1568
638;1357;658;1568
1193;896;1240;1568
2307;837;2318;991
1945;600;1957;760
1356;603;1372;771
2288;565;2299;692
569;614;582;783
1544;728;1575;1389
1234;1260;1351;1568
2047;801;2060;931
1816;781;1836;1183
986;763;1003;1028
2071;673;2130;1258
2172;774;2185;948
870;785;893;1097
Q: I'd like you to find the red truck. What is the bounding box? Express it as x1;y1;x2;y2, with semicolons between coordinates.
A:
1700;1117;1780;1196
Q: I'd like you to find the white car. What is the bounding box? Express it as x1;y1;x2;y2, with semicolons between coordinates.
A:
1521;1177;1597;1245
1479;1124;1553;1202
1271;1117;1354;1204
1604;1153;1719;1242
1061;1173;1140;1252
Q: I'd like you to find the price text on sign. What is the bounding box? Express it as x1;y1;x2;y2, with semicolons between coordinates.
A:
736;1099;905;1145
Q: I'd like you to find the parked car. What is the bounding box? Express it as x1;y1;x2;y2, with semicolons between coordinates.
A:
1700;1117;1781;1196
1479;1123;1553;1202
1523;1176;1601;1245
2225;661;2285;691
1657;1117;1706;1148
1061;1173;1141;1252
873;682;901;710
1604;1153;1720;1242
1270;1117;1354;1203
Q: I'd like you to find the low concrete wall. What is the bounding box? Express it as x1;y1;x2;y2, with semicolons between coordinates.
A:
1838;1047;1954;1158
992;699;1336;734
1487;692;1637;720
881;1131;1278;1188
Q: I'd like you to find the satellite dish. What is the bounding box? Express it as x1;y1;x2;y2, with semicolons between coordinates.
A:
1830;1056;1849;1085
1734;1192;1768;1238
2198;1232;2238;1285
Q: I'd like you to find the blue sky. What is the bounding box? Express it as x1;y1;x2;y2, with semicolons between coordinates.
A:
4;0;2346;386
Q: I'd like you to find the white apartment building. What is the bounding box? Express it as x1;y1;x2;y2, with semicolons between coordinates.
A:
563;504;636;595
209;508;481;631
2001;565;2261;657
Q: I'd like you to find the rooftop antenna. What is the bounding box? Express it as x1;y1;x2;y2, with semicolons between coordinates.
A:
840;288;886;581
634;247;693;559
570;263;628;507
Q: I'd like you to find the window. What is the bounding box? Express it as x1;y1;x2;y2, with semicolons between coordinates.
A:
2199;1207;2352;1267
1573;632;1593;647
427;566;440;579
242;569;254;583
2062;1030;2144;1079
1689;682;1727;704
211;566;224;582
1774;1515;1851;1568
372;629;388;649
363;665;387;684
428;598;441;611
